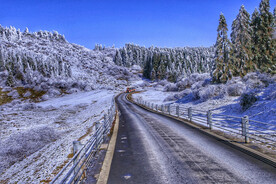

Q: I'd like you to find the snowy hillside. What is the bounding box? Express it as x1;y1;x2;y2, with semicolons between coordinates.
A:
0;25;138;99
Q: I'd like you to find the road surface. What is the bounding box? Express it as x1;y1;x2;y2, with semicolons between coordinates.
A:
107;93;276;184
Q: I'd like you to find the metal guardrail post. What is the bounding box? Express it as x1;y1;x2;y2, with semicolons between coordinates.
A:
207;110;213;130
102;122;105;141
161;105;164;113
156;104;158;111
73;141;81;176
168;104;170;115
188;107;192;121
151;103;153;109
104;114;107;128
95;121;100;148
176;106;179;117
242;116;249;143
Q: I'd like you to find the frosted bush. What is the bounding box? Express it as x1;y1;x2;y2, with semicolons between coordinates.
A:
0;127;59;173
1;87;12;92
164;94;178;101
7;90;19;98
191;81;204;90
164;88;192;102
242;72;269;89
177;73;210;91
84;85;93;91
41;94;49;101
23;91;32;97
67;88;79;94
11;100;21;106
0;71;8;78
22;103;37;110
158;80;169;86
164;83;178;92
193;84;227;101
178;89;192;98
33;85;43;92
138;81;150;87
240;92;258;111
131;65;142;72
257;73;276;85
226;80;246;96
47;88;61;96
40;82;51;90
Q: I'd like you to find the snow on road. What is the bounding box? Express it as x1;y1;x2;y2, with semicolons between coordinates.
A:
0;90;117;183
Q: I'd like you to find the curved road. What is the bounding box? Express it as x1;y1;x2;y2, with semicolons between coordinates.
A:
107;94;276;184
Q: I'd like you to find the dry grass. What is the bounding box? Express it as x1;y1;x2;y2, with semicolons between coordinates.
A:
78;126;93;142
0;88;13;105
15;87;46;102
0;87;47;105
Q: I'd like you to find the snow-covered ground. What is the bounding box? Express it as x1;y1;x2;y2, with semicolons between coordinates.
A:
0;90;117;183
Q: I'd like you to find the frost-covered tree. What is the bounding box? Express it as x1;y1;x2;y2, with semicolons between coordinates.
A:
143;55;152;79
257;0;275;73
251;8;262;67
114;50;122;65
212;13;232;83
230;5;254;77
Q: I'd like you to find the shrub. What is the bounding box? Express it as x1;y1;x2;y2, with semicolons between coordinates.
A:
164;94;178;101
176;73;210;91
164;83;178;92
227;82;246;96
192;84;227;101
164;88;192;101
240;92;258;111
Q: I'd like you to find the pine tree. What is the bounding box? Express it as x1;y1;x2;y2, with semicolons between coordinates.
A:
212;13;232;83
230;5;254;77
150;68;156;81
251;8;262;67
114;50;122;66
143;56;152;79
257;0;275;73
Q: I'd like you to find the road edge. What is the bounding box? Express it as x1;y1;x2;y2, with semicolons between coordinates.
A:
96;110;120;184
126;93;276;168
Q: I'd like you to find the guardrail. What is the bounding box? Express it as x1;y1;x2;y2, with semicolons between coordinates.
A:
134;99;276;150
50;98;116;184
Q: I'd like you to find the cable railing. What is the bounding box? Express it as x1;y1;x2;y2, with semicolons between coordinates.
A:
50;98;116;184
134;99;276;150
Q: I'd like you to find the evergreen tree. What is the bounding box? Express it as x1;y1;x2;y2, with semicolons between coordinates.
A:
143;56;152;79
257;0;275;73
114;50;122;66
230;5;254;77
212;13;232;83
251;8;262;67
150;68;156;81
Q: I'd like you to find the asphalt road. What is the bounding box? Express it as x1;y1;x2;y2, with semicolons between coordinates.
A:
107;93;276;184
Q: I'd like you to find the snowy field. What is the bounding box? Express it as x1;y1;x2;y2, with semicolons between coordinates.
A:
0;90;118;183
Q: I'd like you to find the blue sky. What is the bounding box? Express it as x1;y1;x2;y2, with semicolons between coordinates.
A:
0;0;275;49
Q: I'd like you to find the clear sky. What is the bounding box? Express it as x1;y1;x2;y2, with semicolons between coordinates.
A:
0;0;275;49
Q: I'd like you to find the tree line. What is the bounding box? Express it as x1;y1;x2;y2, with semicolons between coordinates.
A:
113;44;215;82
212;0;275;83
